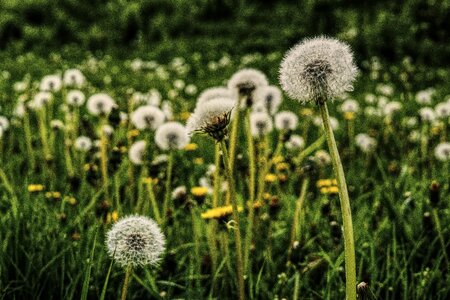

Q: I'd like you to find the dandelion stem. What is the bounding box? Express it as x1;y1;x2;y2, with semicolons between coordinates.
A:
100;118;110;200
318;101;356;300
121;265;133;300
432;208;449;268
220;139;245;300
213;143;221;207
244;108;256;274
289;178;309;253
145;179;162;224
163;151;174;223
293;271;300;300
23;111;35;171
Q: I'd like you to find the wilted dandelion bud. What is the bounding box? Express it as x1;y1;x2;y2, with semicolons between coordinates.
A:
228;68;268;97
285;134;305;150
435;102;450;118
75;136;92;152
63;69;86;88
129;140;147;165
340;99;359;113
250;112;273;138
279;36;358;103
429;181;440;207
186;98;235;141
253;85;282;115
131;105;165;130
66;90;86;107
418;107;436;122
171;185;187;204
87;93;117;116
274;111;298;131
434;142;450;161
106;215;165;268
196;87;235;108
155;122;189;150
40;74;62;92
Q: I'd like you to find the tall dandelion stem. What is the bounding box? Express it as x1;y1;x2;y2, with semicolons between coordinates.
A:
163;152;174;223
319;101;356;300
23;111;35;171
228;96;244;177
121;265;132;300
289;178;309;250
100;118;110;200
213;143;221;207
220;140;245;300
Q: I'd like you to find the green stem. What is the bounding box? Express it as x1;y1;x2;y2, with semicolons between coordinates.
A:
163;152;174;223
213;143;221;207
220;140;245;300
121;265;133;300
244;109;256;274
289;178;309;252
432;208;449;268
294;135;326;165
293;271;300;300
318;101;356;300
23;111;35;171
100;118;110;200
146;179;162;224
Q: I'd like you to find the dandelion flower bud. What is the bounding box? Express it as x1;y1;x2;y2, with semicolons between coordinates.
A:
40;74;62;92
186;98;235;141
253;85;282;115
74;136;92;152
155;122;189;150
279;36;358;103
87;93;117;116
250;112;273;138
274;111;298;131
131;105;165;130
227;68;268;97
63;69;86;88
129;140;147;165
66;90;86;106
434;142;450;162
106;215;165;268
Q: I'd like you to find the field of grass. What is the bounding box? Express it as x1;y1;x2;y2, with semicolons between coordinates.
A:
1;3;450;299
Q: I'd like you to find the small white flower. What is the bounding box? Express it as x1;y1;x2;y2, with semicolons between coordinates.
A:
340;99;359;113
173;79;185;90
75;136;92;151
30;92;53;109
63;69;86;88
418;107;436;122
185;84;198;95
250;112;273;138
154;122;189;150
14;103;26;118
131;105;165;130
274;111;298;131
66;90;86;106
86;93;117;116
106;215;165;268
376;84;394;96
171;186;187;201
279;36;358;103
364;93;377;104
13;81;28;93
129;141;147;165
364;106;381;117
253;86;282;115
227;68;268;96
434;142;450;161
285;134;304;150
40;74;62;92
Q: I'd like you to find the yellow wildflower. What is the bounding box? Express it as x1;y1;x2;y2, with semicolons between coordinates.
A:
300;108;313;116
328;186;339;194
127;129;140;138
344;111;355;120
272;156;284;164
191;186;209;197
193;157;204;165
111;210;119;222
180;111;191;121
142;177;158;185
184;143;198;151
28;184;44;192
265;173;277;183
276;162;289;172
201;205;243;220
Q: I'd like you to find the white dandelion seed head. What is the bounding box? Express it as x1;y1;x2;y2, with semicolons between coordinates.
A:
148;89;162;106
408;130;420;142
415;89;434;105
227;68;268;96
196;87;235;108
340;99;359;113
364;93;377;104
106;215;165;268
14;103;26;118
274;111;298;131
40;74;62;92
120;112;129;122
253;85;282;115
152;154;168;166
161;101;174;121
279;36;358;103
129;140;147;165
285;134;305;150
74;136;92;152
0;116;10;131
185;84;198;95
434;142;450;162
314;150;331;166
50;119;64;130
87;93;117;116
131;105;165;130
186;98;235;140
101;124;114;137
418;107;436;122
435;102;450;118
383;101;402;116
364;106;381;117
31;91;53;109
171;186;187;201
155;122;189;151
250;112;273;138
66;90;86;106
376;83;394;96
355;133;377;153
63;69;86;88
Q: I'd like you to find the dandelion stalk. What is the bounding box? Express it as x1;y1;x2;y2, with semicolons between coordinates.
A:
289;177;309;250
227;95;245;192
23;111;35;171
213;143;221;207
220;139;245;300
319;101;356;300
145;179;162;224
100;117;110;200
121;265;132;300
162;152;174;223
37;107;51;160
432;209;449;267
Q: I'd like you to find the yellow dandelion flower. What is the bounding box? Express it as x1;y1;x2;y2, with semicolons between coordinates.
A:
263;193;271;201
331;179;338;186
193;157;204;165
344;111;355;120
28;184;44;192
201;205;243;220
119;146;127;153
316;179;336;188
320;187;330;194
52;191;62;198
265;173;277;183
127;129;140;138
184;143;198;151
111;210;119;222
272;156;284;164
276;162;289;172
328;186;339;194
300;108;313;116
142;177;158;185
180;111;191;121
45;192;52;198
191;186;208;197
431;125;441;136
67;197;77;206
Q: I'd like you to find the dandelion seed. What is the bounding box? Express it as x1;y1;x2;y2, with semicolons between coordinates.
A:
279;36;358;103
155;122;189;151
129;141;147;165
106;215;165;268
130;105;165;130
274;111;298;131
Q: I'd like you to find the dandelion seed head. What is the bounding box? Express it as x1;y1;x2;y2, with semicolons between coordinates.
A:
418;107;436;122
285;134;304;150
383;101;402;116
129;140;146;165
355;133;377;153
279;36;358;103
131;105;165;130
40;74;62;92
227;68;268;97
0;116;10;131
66;90;86;107
75;136;92;152
63;69;86;88
106;215;165;268
340;99;359;113
435;142;450;161
87;93;117;116
274;111;298;131
415;89;434;105
250;112;273;138
31;91;53;109
155;122;189;150
253;85;282;115
196;87;235;108
435;102;450;118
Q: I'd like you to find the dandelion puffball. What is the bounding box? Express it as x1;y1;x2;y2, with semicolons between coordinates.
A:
274;111;298;131
129;140;147;165
63;69;86;88
40;74;62;92
227;68;268;95
66;90;86;106
74;136;92;152
250;112;273;138
196;87;235;108
253;85;282;115
155;122;189;150
279;36;358;103
106;215;165;268
285;134;305;150
186;98;235;140
131;105;165;130
434;143;450;161
87;93;117;116
0;116;10;131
